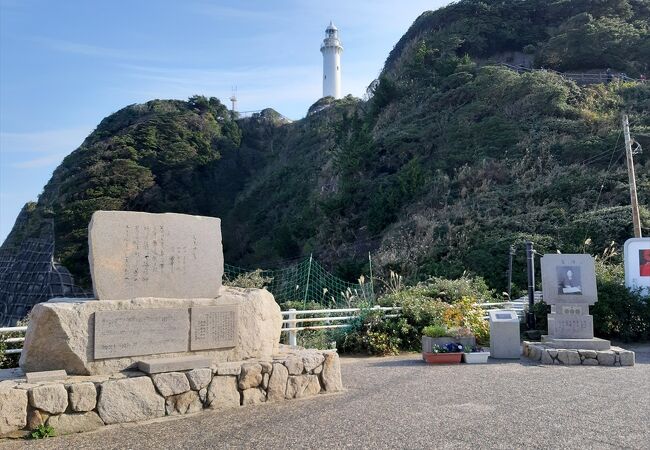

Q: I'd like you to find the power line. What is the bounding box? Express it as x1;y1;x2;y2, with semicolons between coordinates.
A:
592;128;624;212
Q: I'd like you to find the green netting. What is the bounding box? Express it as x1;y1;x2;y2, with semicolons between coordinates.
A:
224;256;374;308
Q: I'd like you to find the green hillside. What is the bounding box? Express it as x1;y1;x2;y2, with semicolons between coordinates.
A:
3;0;649;294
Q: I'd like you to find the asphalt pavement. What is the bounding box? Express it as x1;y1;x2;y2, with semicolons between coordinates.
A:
2;344;649;450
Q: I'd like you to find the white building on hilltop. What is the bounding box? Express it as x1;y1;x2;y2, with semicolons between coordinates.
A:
320;21;343;99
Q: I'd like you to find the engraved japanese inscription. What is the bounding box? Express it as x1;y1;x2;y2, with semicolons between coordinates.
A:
190;305;239;351
88;211;223;300
94;308;189;359
548;314;594;339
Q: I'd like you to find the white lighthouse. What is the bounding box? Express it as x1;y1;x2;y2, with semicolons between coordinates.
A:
320;21;343;99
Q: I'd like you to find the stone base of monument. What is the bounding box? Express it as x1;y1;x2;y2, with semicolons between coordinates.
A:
19;287;281;375
522;341;635;366
541;335;611;351
0;349;344;438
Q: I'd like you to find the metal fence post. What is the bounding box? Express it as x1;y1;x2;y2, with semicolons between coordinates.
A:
288;308;297;347
303;254;313;309
368;252;375;304
525;241;536;330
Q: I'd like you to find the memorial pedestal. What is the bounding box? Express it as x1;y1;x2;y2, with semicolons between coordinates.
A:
545;303;611;351
19;287;282;375
541;336;611;351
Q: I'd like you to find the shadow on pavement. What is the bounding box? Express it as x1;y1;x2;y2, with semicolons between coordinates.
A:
367;356;531;368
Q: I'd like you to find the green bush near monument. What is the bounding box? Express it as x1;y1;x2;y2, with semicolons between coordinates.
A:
592;262;650;342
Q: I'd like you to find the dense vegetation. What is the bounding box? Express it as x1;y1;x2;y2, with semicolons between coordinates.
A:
3;0;649;308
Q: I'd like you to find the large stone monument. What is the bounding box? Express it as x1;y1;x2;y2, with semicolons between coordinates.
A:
19;211;282;375
522;253;635;366
1;211;343;439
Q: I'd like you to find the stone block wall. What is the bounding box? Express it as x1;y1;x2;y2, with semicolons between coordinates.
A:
522;341;635;366
0;349;343;439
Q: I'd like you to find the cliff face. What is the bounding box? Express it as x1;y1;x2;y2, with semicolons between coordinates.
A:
3;0;649;293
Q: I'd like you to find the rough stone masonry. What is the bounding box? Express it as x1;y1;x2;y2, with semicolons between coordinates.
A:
1;350;344;438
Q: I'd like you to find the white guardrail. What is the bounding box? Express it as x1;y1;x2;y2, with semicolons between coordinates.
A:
0;302;526;356
280;301;526;346
0;326;28;355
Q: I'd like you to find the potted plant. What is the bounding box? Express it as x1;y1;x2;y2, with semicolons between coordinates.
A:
423;343;464;364
421;325;476;356
462;345;490;364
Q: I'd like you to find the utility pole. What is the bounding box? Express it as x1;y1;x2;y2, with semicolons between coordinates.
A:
623;114;642;238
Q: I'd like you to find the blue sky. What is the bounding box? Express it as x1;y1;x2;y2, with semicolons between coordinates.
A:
0;0;449;243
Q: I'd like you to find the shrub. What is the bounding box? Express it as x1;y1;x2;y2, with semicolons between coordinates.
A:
416;276;497;304
333;308;401;356
0;335;6;368
365;331;402;356
374;275;495;349
379;275;497;305
399;297;448;329
223;269;273;289
293;329;337;350
591;262;650;342
441;297;490;345
422;324;449;338
532;301;551;332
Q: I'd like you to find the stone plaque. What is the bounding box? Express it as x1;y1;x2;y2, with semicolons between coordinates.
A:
94;309;189;359
541;254;598;305
190;305;239;350
547;314;593;339
88;211;223;300
551;304;589;315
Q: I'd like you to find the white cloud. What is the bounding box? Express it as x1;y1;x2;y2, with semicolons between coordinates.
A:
0;127;92;154
31;36;172;63
10;153;66;169
187;2;288;22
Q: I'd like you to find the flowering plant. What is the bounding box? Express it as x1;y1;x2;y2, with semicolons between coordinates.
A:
463;345;487;353
430;342;463;353
448;327;474;339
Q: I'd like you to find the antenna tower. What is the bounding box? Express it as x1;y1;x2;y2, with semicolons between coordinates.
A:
229;86;238;112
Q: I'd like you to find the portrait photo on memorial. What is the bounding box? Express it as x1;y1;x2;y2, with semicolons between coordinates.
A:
556;265;582;295
639;249;650;277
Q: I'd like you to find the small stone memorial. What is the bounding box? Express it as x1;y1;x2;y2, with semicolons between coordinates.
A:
523;253;635;366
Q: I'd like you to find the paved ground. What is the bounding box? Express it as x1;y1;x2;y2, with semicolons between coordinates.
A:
2;344;649;450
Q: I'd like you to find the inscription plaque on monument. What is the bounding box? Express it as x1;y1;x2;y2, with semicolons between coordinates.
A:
94;308;189;359
548;314;593;339
88;211;223;300
190;305;239;350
